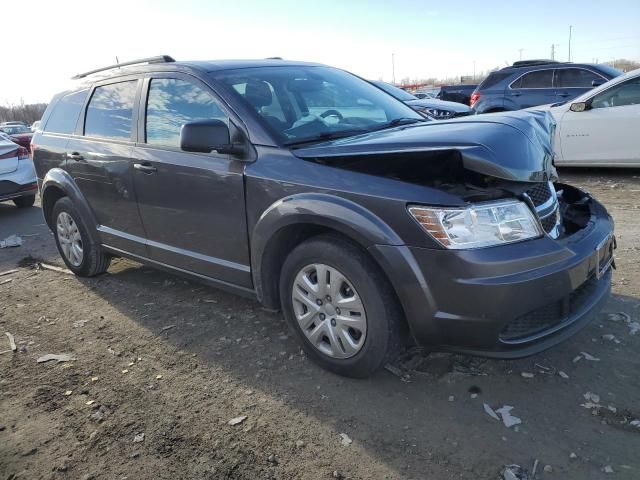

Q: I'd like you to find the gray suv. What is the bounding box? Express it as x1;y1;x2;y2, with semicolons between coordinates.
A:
32;56;615;377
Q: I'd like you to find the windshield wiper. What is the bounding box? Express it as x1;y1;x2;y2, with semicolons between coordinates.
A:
284;128;369;147
370;117;426;132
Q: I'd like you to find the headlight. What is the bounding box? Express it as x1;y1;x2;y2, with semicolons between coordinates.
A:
408;200;542;249
422;108;453;119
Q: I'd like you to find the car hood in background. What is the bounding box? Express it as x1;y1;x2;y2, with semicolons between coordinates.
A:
405;98;472;113
294;109;557;183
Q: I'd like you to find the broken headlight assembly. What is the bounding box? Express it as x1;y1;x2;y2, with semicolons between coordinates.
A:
408;200;543;249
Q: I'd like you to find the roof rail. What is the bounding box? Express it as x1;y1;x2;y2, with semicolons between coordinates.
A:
511;59;560;68
72;55;176;80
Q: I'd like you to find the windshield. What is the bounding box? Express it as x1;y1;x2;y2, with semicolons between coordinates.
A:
371;81;417;101
213;66;423;145
0;125;30;134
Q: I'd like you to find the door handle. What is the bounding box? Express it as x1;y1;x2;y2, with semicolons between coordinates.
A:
510;92;522;97
558;92;570;97
133;163;157;173
66;152;84;161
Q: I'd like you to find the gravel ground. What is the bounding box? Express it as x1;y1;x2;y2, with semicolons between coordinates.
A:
1;168;639;480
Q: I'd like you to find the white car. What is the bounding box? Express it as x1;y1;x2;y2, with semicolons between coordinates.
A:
0;136;37;208
550;68;640;167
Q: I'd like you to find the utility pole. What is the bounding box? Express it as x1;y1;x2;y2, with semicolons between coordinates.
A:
391;53;396;84
517;48;524;61
551;44;560;61
568;25;572;62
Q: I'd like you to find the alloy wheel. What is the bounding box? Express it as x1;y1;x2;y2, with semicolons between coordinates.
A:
56;211;83;267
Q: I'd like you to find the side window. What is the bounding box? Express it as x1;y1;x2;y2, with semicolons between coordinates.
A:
511;70;553;89
592;77;640;109
146;78;227;148
555;68;602;88
85;81;137;140
43;90;88;134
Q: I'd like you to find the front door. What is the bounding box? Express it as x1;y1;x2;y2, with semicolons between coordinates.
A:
65;78;147;256
132;75;251;287
558;76;640;165
507;69;556;109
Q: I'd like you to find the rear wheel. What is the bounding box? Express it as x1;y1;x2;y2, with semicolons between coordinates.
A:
279;234;403;378
52;197;110;276
13;195;35;208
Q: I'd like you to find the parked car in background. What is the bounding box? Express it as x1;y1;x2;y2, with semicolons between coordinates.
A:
0;124;33;152
413;91;435;99
33;56;613;378
547;68;640;167
471;60;622;113
437;84;478;106
0;135;37;207
31;120;42;132
0;121;27;127
371;80;472;119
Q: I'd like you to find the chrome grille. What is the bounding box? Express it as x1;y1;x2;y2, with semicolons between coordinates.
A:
525;181;560;237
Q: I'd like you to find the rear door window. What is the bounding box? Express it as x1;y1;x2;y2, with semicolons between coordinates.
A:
43;90;87;134
145;78;227;148
84;81;137;140
511;70;553;89
555;68;603;88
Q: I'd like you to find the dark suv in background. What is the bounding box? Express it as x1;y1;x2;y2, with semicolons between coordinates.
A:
32;56;614;378
471;60;622;113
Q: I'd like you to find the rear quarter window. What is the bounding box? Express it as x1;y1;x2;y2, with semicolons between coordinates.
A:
478;72;512;90
43;90;88;134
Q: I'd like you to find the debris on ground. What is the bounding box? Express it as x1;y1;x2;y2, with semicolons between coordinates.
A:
228;415;248;426
502;464;529;480
0;268;19;277
5;332;17;352
160;324;176;332
543;464;553;473
569;452;578;459
520;372;534;378
603;465;614;473
0;278;13;286
64;390;72;396
495;406;522;428
0;235;22;248
483;403;500;421
558;371;569;379
574;351;601;362
602;334;621;343
36;262;73;274
339;433;352;446
133;432;145;443
607;311;639;335
91;405;108;422
534;363;555;375
384;363;411;382
36;353;76;363
584;392;601;404
295;440;305;448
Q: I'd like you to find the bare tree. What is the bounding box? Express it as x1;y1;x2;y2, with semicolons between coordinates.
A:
0;100;48;125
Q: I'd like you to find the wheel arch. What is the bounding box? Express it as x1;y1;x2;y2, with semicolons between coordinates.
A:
41;168;99;241
251;193;404;310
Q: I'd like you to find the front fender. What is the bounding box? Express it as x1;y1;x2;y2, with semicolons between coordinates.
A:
41;168;98;238
251;193;404;305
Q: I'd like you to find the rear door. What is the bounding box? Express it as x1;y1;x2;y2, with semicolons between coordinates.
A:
558;76;640;165
507;69;555;108
554;67;606;103
131;73;251;287
64;78;147;256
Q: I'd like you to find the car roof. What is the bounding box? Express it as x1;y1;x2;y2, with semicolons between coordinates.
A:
496;62;606;74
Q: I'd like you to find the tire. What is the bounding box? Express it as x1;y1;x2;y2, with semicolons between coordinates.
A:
51;197;111;276
279;234;403;378
13;194;36;208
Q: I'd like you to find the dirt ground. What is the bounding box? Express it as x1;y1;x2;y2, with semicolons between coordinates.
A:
1;168;639;480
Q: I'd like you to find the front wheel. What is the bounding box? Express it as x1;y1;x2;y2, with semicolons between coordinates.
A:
279;234;403;378
13;195;36;208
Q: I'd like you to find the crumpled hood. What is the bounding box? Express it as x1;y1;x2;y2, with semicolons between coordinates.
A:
405;98;472;113
293;109;557;183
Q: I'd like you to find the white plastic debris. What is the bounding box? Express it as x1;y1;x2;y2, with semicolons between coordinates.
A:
630;419;640;428
580;351;600;361
228;415;247;426
339;433;352;446
5;332;17;352
558;371;569;379
602;465;614;474
584;392;601;404
0;235;22;248
133;432;145;443
502;464;529;480
37;353;76;363
483;403;500;421
629;322;640;335
607;312;631;323
495;406;522;428
520;372;534;378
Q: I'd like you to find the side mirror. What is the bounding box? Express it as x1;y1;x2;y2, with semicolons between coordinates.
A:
569;102;588;112
591;80;604;87
180;120;243;155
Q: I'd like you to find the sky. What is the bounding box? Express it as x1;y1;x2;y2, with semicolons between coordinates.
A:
2;0;639;105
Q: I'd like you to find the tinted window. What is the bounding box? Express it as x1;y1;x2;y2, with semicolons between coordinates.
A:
592;77;640;109
512;70;553;89
43;90;87;134
478;71;512;90
85;81;137;139
556;68;602;88
146;78;227;148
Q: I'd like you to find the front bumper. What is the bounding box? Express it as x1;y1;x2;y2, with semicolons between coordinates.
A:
0;158;38;202
370;190;614;358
